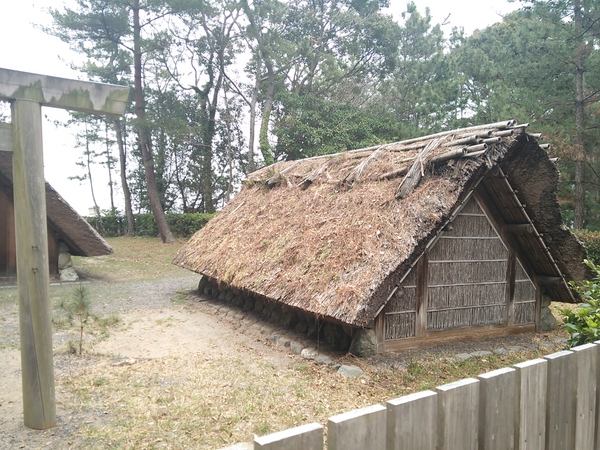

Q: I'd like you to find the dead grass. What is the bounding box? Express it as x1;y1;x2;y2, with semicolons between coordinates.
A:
73;236;190;282
62;332;568;449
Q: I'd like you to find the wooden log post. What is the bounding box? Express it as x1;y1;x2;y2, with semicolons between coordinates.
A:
254;423;323;450
0;68;130;430
478;367;516;450
12;99;55;429
386;390;437;450
545;350;576;450
327;404;386;450
572;343;597;449
514;358;547;450
436;378;480;450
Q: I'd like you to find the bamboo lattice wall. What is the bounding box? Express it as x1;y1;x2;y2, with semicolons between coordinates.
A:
514;260;536;325
384;270;416;339
427;198;508;331
381;195;537;342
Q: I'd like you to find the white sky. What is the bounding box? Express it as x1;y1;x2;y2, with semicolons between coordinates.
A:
0;0;520;215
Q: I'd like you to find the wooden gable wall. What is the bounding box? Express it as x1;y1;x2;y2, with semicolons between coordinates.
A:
378;193;538;352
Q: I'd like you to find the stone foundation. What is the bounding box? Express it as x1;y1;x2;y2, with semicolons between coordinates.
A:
197;276;359;353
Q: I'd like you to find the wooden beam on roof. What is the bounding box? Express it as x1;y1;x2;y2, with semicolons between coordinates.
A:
0;123;11;152
506;224;534;234
0;68;130;116
536;276;563;286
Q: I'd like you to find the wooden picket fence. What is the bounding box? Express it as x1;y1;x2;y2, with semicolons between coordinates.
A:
249;342;600;450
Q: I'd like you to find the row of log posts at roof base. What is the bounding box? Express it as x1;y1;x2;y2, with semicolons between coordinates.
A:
173;120;591;355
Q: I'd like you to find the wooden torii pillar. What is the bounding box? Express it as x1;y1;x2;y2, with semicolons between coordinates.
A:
0;68;130;430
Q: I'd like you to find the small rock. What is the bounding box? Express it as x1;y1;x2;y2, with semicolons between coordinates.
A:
278;337;291;348
233;312;245;320
301;348;318;360
493;348;508;356
439;357;456;363
554;338;569;344
259;326;273;336
508;346;525;352
392;362;408;369
471;350;493;358
541;341;554;349
269;334;280;344
337;365;365;378
523;344;538;350
456;353;472;361
289;341;304;354
315;354;333;365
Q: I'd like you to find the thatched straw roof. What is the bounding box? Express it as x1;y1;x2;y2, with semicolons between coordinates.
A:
173;121;588;327
0;151;112;256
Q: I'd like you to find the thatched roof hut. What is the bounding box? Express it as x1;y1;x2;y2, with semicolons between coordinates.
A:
174;121;589;352
0;151;112;279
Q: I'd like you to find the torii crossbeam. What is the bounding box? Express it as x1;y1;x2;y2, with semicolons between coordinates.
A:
0;68;130;430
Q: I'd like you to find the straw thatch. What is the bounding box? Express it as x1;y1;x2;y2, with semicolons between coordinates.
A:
173;121;588;328
0;151;112;257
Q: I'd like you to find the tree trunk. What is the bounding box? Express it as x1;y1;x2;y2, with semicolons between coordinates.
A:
104;121;116;214
259;60;275;166
113;118;135;235
132;0;174;243
248;50;261;173
573;0;586;229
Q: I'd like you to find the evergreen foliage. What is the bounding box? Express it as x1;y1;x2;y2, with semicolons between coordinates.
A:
86;212;216;238
44;0;600;230
563;260;600;346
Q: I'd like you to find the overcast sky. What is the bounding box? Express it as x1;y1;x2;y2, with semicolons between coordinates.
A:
1;0;521;215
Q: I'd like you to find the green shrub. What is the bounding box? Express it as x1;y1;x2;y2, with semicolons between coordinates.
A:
85;212;215;238
572;230;600;266
561;259;600;346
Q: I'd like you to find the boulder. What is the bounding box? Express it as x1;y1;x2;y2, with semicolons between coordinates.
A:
541;306;558;331
348;328;376;357
58;252;72;270
337;365;365;378
59;267;79;282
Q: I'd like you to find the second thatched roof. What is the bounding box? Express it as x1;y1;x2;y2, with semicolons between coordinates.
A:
0;151;112;257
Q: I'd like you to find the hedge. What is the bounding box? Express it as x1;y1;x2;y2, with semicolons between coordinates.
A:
85;212;216;238
573;229;600;266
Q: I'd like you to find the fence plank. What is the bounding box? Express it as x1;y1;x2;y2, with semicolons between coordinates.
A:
386;390;437;450
436;378;479;450
572;343;597;450
595;341;600;450
514;358;547;450
327;404;386;450
254;423;323;450
545;350;576;450
478;367;516;450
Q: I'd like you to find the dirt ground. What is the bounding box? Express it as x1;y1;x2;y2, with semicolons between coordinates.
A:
0;273;296;448
0;237;571;449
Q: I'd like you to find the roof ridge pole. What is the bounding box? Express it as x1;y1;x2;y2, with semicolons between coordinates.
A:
11;99;56;429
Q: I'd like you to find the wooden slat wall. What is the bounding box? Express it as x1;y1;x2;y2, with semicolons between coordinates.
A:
380;190;540;345
514;259;536;325
426;197;508;332
384;269;417;339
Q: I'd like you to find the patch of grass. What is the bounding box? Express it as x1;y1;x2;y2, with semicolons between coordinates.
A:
170;291;189;305
72;236;192;282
